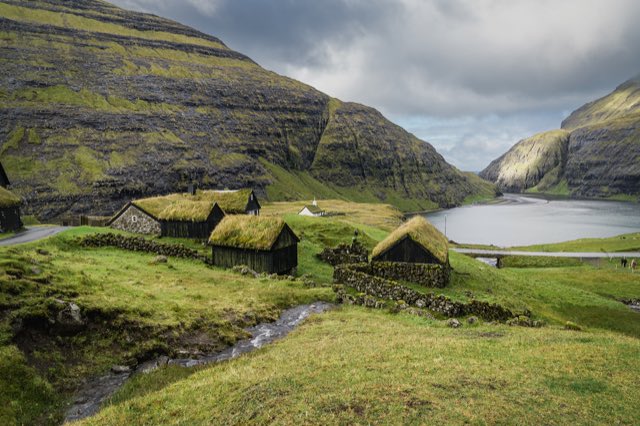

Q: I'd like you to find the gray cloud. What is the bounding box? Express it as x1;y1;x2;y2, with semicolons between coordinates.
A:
110;0;640;170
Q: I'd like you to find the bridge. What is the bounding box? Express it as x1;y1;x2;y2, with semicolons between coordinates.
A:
452;248;640;268
453;248;640;259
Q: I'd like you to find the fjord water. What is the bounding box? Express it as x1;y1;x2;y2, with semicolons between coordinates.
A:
425;194;640;247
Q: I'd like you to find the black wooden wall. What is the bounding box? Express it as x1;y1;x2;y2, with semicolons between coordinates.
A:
0;207;22;232
245;191;261;214
211;243;298;274
161;205;224;239
373;236;442;264
271;245;298;274
0;163;9;188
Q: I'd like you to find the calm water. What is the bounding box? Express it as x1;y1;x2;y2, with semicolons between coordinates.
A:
424;194;640;247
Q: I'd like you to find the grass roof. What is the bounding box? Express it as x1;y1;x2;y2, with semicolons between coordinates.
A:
204;189;253;214
208;215;287;250
0;186;21;208
372;216;448;263
157;200;217;221
132;192;220;222
130;188;254;221
302;205;324;214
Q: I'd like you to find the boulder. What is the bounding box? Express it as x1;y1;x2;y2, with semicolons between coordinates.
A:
153;255;168;264
447;318;461;328
54;300;86;334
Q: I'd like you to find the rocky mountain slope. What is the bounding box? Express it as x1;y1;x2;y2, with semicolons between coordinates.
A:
0;0;494;219
480;76;640;199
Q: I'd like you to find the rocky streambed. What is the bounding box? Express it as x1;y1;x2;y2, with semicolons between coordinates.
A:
64;302;333;423
621;299;640;313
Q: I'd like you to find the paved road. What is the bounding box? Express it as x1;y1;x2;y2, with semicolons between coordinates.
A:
0;226;69;246
453;248;640;259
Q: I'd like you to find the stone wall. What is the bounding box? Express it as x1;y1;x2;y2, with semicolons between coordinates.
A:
368;261;449;288
316;241;369;266
333;264;515;321
110;206;160;235
81;233;208;262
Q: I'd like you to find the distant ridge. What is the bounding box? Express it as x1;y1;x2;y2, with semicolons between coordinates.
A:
480;75;640;199
0;0;495;219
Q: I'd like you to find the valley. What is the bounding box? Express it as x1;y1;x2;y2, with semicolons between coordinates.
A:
0;1;639;425
1;200;639;424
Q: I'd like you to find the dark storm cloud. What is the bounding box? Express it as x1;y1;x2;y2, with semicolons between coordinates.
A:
114;0;393;67
110;0;640;170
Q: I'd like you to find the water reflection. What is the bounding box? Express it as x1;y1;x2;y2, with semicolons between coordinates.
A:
425;194;640;247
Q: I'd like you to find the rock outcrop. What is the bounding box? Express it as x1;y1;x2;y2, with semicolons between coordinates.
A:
480;75;640;198
0;0;495;219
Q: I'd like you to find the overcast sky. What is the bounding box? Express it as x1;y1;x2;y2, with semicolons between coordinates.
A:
112;0;640;171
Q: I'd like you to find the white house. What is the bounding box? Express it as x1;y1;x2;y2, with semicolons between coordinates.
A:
298;198;325;217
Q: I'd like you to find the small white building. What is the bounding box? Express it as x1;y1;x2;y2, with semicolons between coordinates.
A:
298;199;325;217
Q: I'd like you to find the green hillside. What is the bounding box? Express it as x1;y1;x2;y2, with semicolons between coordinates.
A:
0;0;495;219
1;203;639;424
562;76;640;130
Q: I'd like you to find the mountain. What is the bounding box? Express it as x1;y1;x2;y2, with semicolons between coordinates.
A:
0;0;495;219
480;76;640;199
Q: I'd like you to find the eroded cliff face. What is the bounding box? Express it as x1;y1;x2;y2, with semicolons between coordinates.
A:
481;76;640;198
0;0;494;219
480;130;570;193
563;115;640;197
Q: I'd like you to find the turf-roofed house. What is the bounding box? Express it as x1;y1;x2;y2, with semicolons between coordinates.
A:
108;192;225;239
0;162;22;233
298;199;325;217
371;216;450;287
209;216;299;274
209;189;261;215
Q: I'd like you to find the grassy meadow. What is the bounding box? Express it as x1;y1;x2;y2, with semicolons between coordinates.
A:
1;200;639;425
85;308;640;426
0;226;333;424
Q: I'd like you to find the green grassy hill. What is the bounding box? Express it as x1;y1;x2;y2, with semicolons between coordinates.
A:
0;0;495;219
562;75;640;130
78;223;640;425
84;310;640;425
1;202;639;424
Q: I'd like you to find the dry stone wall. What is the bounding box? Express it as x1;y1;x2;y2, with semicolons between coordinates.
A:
333;264;515;321
81;233;208;262
369;261;449;288
110;206;160;235
316;241;369;266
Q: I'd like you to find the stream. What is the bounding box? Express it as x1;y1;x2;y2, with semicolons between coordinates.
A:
64;302;333;423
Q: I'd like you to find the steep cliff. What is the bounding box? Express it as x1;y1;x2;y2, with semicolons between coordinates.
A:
480;76;640;198
0;0;494;219
480;130;570;193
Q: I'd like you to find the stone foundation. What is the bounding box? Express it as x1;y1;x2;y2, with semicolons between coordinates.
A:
368;261;449;288
333;264;514;321
110;205;160;235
